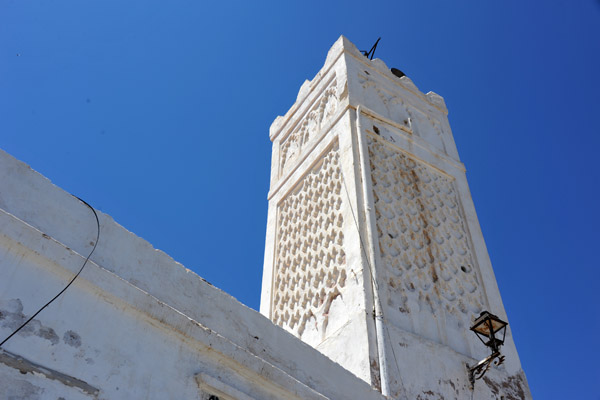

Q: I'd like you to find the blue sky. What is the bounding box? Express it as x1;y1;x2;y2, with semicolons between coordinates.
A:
2;1;599;398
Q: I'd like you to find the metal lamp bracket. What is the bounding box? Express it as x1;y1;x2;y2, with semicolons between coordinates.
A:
468;352;506;388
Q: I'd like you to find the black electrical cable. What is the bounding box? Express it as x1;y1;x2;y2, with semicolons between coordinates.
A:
0;196;100;348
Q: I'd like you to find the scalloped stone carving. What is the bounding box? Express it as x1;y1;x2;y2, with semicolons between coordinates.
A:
368;135;484;342
272;142;346;338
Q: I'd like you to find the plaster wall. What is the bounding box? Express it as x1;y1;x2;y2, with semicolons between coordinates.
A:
0;148;385;400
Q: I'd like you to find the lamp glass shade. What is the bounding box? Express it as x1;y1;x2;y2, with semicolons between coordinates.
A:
470;311;507;336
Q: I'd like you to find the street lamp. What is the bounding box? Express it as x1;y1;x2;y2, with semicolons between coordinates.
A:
468;311;508;387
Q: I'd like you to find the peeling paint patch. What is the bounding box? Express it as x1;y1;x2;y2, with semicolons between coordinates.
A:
63;330;82;348
416;389;444;400
0;299;59;345
38;326;59;345
369;358;381;392
483;372;527;400
440;379;458;396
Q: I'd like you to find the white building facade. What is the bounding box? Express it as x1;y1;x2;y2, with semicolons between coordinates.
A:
0;36;530;399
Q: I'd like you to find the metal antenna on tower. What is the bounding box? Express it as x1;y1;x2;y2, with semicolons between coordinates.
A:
361;37;381;60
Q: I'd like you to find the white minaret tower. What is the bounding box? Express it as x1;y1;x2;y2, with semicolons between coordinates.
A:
261;36;531;399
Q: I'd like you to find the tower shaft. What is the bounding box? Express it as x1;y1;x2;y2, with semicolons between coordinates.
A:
261;36;531;399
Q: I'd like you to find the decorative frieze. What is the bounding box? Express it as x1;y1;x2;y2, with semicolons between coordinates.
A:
357;72;448;155
279;79;339;177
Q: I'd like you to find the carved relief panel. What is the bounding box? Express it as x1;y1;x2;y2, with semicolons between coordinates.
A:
272;141;347;341
357;71;448;155
279;78;339;178
367;135;485;348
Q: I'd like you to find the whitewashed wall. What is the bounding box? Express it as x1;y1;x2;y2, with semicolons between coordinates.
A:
0;149;386;400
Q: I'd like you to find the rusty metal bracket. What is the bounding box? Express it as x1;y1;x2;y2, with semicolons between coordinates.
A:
468;351;505;388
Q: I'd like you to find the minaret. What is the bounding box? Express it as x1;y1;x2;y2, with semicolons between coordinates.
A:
261;36;531;399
